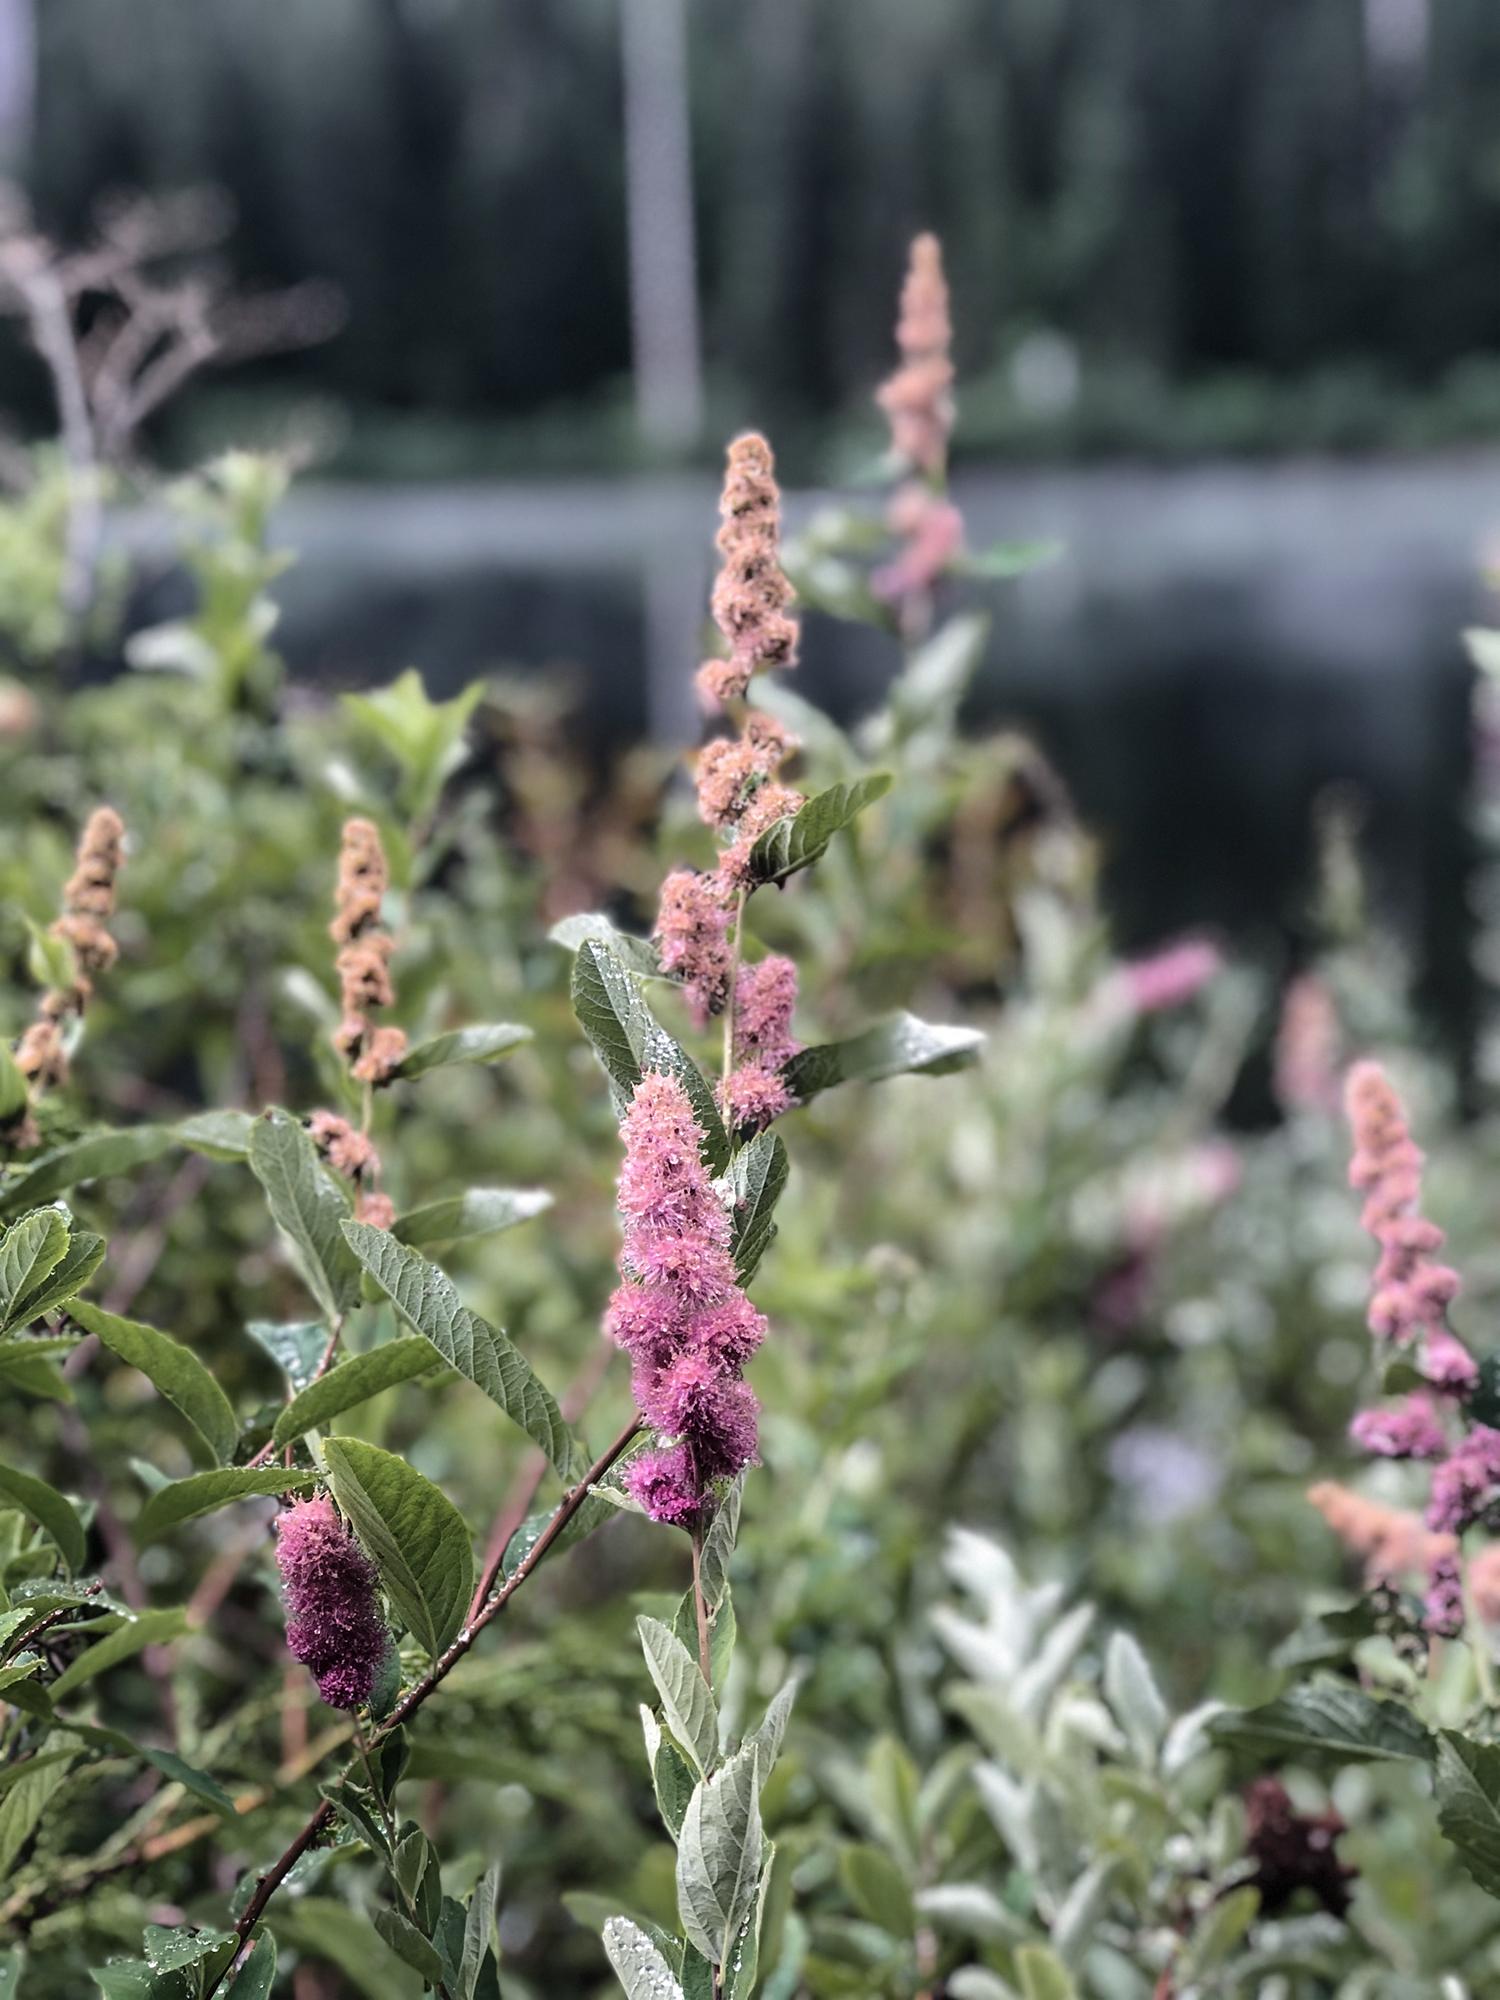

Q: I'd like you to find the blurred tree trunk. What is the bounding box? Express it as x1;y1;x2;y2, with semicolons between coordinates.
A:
0;0;34;170
620;0;703;452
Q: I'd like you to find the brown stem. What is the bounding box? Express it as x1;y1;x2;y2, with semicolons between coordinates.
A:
202;1416;642;1995
468;1338;614;1620
690;1524;714;1691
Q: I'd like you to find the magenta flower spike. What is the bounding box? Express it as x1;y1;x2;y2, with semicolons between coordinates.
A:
275;1495;393;1711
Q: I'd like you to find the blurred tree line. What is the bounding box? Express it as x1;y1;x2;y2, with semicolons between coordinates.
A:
13;0;1500;465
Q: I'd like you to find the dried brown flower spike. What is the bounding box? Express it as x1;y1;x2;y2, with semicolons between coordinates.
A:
8;807;126;1144
330;817;408;1086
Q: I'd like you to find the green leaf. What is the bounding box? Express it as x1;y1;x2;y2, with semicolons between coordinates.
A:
0;1750;76;1877
89;1966;155;1999
1104;1631;1168;1765
272;1337;436;1446
602;1915;685;2000
271;1895;423;2000
176;1110;257;1162
1015;1944;1077;2000
70;1301;239;1465
549;913;662;979
344;669;483;819
1182;1885;1260;1977
50;1607;188;1697
697;1479;742;1609
784;1013;984;1101
0;1210;69;1333
0;1044;28;1125
248;1110;361;1322
571;941;731;1172
0;1946;24;1999
839;1844;914;1937
641;1705;695;1840
953;542;1061;581
65;1726;236;1817
745;1677;798;1775
746;774;893;887
676;1744;763;1965
342;1223;570;1475
227;1934;277;1998
726;1136;787;1285
24;917;75;994
373;1910;450;1987
392;1187;553;1248
0;1461;86;1573
0;1657;42;1695
5;1228;105;1332
246;1319;328;1390
637;1615;719;1777
459;1862;502;2000
0;1127;176;1219
321;1437;473;1660
388;1023;532;1083
1436;1730;1500;1898
1208;1684;1434;1766
136;1465;319;1542
143;1924;235;1976
874;611;991;749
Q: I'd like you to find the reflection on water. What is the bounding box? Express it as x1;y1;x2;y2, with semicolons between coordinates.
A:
134;456;1499;1036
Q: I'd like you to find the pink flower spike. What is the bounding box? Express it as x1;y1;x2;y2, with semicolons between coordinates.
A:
1111;940;1222;1016
1423;1328;1479;1395
275;1496;392;1711
1349;1394;1447;1460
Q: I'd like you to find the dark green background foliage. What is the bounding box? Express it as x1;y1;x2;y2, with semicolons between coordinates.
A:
19;0;1500;463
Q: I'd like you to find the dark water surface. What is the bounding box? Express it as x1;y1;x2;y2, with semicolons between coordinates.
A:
221;456;1500;1033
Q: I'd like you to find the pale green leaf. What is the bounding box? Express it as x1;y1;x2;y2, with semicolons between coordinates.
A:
602;1915;685;2000
389;1023;531;1082
550;913;662;979
637;1615;719;1778
676;1744;763;1965
785;1013;984;1101
392;1186;552;1248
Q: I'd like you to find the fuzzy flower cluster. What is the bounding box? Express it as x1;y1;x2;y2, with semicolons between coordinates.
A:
1345;1062;1468;1371
1099;938;1222;1021
1273;973;1340;1114
873;236;964;623
9;807;126;1147
274;1495;393;1710
654;437;805;1130
718;955;802;1138
695;432;800;712
330;818;408;1086
605;1073;766;1526
1319;1063;1500;1641
876;233;954;478
307;1108;394;1228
